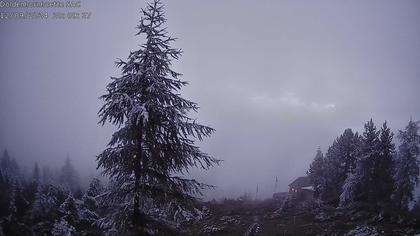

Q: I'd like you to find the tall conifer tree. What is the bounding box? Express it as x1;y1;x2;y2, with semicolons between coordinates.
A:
59;156;80;192
393;119;420;210
340;119;395;207
320;129;360;203
97;0;218;234
376;121;395;203
307;147;325;198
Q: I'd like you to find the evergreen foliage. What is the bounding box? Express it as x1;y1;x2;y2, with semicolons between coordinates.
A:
0;118;419;235
33;162;40;183
0;149;20;180
392;119;420;210
97;0;218;234
340;120;397;208
59;156;81;192
51;218;75;236
307;147;325;198
313;129;360;203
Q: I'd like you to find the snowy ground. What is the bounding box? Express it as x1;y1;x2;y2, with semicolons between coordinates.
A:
183;197;420;236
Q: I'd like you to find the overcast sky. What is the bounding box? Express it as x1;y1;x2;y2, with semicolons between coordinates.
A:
1;0;419;199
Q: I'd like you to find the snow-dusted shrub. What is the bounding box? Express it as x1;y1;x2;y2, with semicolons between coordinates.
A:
345;225;379;236
51;219;75;236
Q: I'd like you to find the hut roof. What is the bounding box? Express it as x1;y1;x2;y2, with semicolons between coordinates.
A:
289;176;312;188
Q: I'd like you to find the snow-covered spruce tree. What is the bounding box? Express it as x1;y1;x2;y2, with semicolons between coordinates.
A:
392;119;420;210
41;165;53;185
24;162;41;206
337;129;361;175
33;162;40;183
322;140;344;203
85;177;104;198
321;129;360;204
51;218;75;236
0;150;12;174
0;170;10;218
59;194;81;226
307;147;325;198
8;182;18;218
59;156;80;192
31;184;70;235
79;178;103;230
97;0;218;234
0;149;20;180
340;119;395;207
339;169;361;207
32;186;57;217
353;119;381;203
8;181;28;218
375;121;395;203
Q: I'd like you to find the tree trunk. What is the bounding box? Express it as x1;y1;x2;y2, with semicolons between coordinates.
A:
134;124;143;235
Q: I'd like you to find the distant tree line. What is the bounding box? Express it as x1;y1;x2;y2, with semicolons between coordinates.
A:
307;119;420;214
0;148;207;236
0;151;105;235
